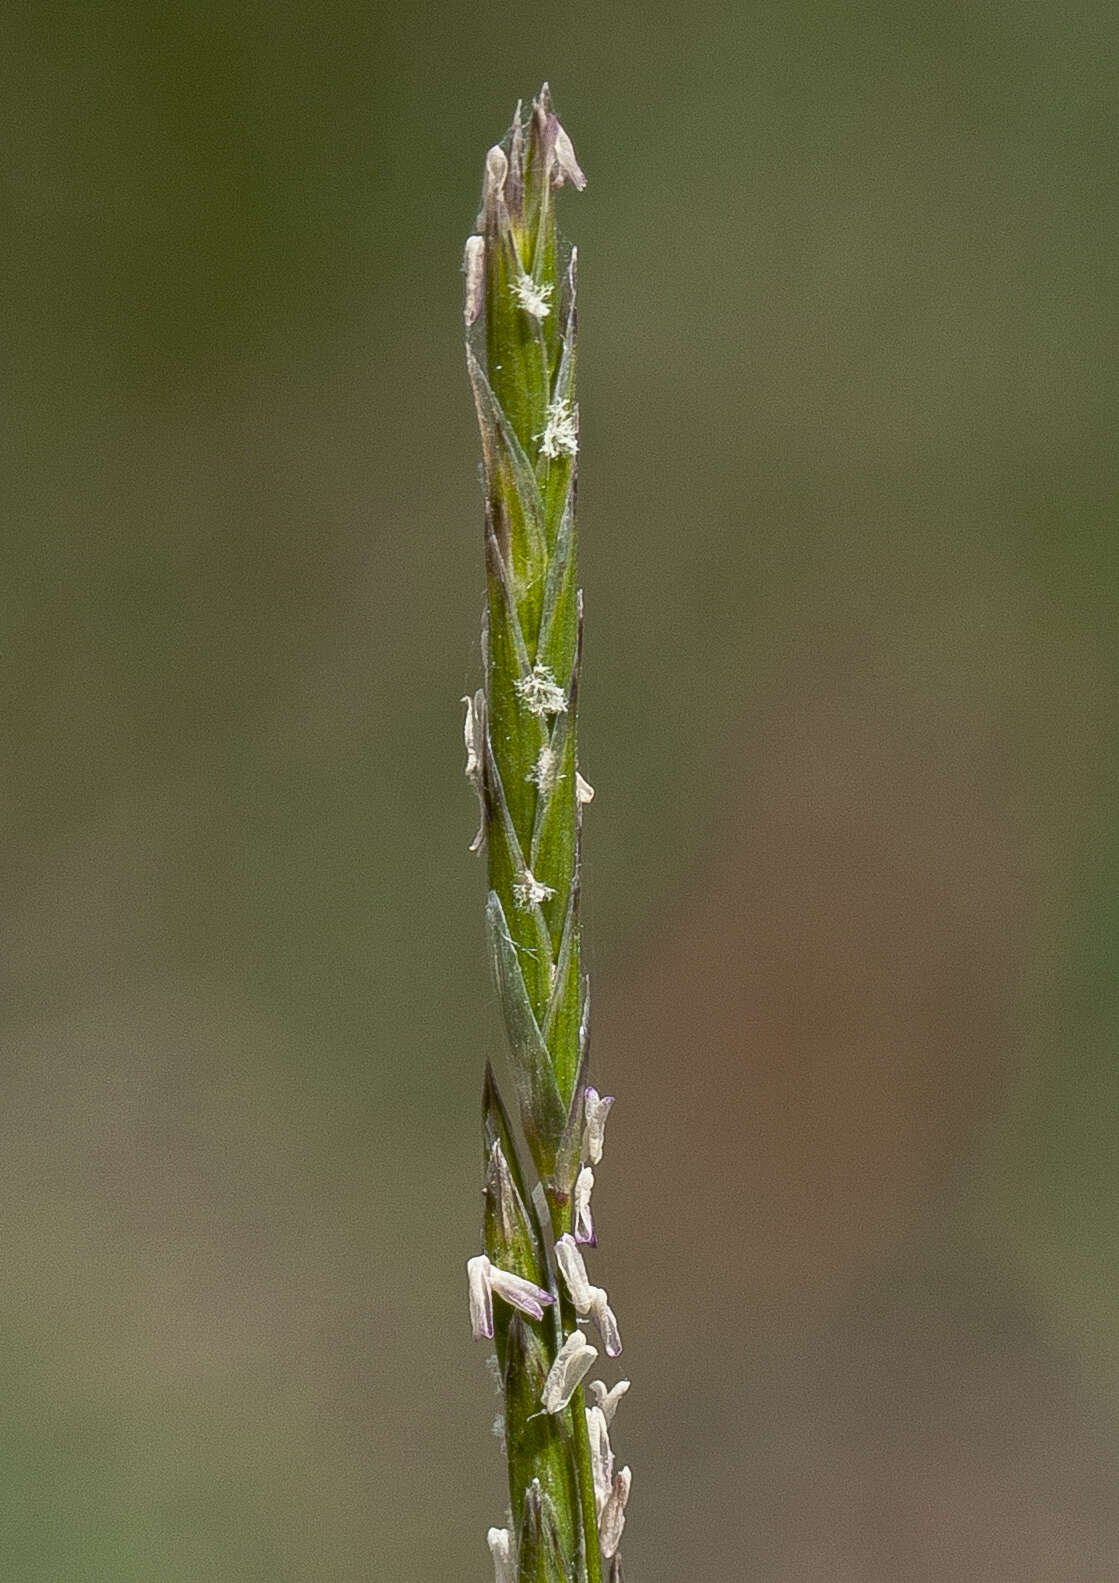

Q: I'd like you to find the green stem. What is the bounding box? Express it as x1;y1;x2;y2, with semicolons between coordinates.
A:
569;1384;605;1583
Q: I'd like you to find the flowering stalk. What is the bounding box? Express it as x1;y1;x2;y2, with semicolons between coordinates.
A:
462;88;630;1582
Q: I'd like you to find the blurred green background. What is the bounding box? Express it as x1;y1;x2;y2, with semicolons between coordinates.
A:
4;1;1118;1577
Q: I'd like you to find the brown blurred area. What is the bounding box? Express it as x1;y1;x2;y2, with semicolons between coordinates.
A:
600;639;1119;1578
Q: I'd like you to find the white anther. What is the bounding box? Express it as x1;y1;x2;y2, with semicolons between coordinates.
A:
513;869;556;911
599;1467;631;1559
514;665;567;717
467;1254;553;1340
576;771;595;804
462;694;480;781
487;1526;515;1583
573;1165;595;1245
586;1403;614;1515
463;235;485;326
462;692;486;851
581;1087;614;1165
554;1234;594;1312
538;398;578;459
554;1237;623;1356
484;145;508;204
468;1254;494;1340
587;1378;630;1428
588;1288;623;1358
553;123;587;190
541;1328;598;1414
511;272;553;320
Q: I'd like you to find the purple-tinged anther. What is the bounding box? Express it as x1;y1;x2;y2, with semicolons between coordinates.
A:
468;1254;553;1340
489;1263;554;1322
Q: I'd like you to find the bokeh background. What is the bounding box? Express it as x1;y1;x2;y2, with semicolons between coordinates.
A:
5;1;1119;1577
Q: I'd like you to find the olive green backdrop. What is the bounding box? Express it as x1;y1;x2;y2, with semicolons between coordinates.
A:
4;1;1118;1577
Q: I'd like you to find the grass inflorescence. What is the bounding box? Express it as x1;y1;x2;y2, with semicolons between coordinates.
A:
461;87;631;1583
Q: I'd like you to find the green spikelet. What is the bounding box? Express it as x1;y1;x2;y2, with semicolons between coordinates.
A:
463;88;631;1583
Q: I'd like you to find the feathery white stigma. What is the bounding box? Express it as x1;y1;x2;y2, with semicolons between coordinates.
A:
581;1087;614;1165
541;1329;598;1414
526;743;557;790
511;272;553;319
513;869;556;911
539;398;578;459
514;665;567;717
573;1165;595;1245
467;1254;553;1340
486;1526;514;1583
